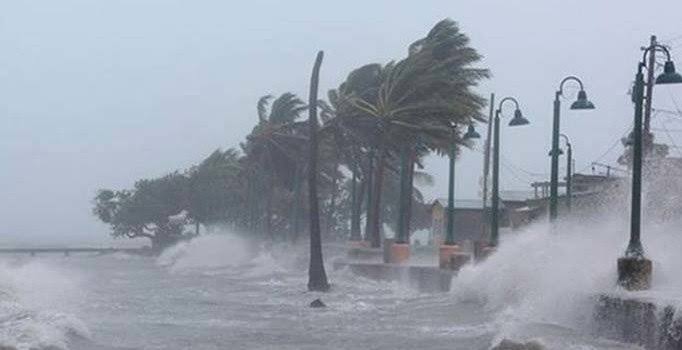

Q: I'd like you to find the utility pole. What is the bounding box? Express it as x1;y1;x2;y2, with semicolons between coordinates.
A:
481;93;494;245
643;35;657;148
481;94;494;212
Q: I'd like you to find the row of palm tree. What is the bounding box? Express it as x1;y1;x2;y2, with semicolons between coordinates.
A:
94;18;489;291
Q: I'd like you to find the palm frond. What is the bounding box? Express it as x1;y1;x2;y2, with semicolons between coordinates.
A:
257;95;273;123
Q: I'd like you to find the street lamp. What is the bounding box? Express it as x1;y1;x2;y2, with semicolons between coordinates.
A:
440;123;480;268
618;42;682;291
445;124;481;245
559;133;573;211
490;97;530;247
549;76;595;221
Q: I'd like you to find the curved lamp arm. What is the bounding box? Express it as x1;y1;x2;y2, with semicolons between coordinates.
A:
642;44;672;65
558;76;586;96
559;133;571;147
497;96;520;115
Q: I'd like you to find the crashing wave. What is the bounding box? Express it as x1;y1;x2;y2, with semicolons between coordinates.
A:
0;260;89;350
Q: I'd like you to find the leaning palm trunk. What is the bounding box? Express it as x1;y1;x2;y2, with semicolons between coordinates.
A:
307;51;330;292
369;147;385;248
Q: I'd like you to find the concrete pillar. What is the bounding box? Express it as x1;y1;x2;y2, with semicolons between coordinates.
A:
617;257;652;291
438;245;460;268
388;241;409;264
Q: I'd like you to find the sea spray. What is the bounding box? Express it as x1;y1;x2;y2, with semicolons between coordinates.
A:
450;213;682;347
0;259;89;350
157;233;256;271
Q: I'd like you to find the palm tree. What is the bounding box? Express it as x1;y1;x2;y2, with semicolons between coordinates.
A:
318;98;368;241
241;93;308;239
187;148;243;233
337;19;489;247
307;51;330;292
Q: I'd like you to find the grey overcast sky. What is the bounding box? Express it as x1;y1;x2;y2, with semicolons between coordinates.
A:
1;0;682;244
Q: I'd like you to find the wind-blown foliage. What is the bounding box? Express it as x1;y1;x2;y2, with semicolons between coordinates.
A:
93;172;192;251
92;18;489;259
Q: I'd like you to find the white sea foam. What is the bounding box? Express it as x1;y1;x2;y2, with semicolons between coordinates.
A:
0;259;89;350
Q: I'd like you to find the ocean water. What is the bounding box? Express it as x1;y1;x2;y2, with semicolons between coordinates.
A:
4;222;681;350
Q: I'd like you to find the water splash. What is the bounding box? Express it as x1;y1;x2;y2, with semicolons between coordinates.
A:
157;233;256;271
0;259;89;350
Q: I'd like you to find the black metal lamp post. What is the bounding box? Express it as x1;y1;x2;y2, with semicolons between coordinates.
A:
549;77;595;221
559;133;573;211
491;97;530;247
444;124;481;245
617;42;682;291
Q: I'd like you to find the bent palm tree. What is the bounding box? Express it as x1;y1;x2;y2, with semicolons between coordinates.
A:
307;51;330;292
241;93;308;238
341;19;489;246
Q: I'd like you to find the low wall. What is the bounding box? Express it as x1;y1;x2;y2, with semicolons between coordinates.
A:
593;293;682;349
333;261;454;292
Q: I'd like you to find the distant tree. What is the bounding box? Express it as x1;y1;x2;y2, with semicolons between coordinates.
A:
187;148;243;232
93;172;192;251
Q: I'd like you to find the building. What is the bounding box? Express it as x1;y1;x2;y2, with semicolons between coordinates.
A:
429;198;520;246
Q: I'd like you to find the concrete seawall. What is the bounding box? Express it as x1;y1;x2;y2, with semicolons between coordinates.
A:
333;261;455;292
593;293;682;349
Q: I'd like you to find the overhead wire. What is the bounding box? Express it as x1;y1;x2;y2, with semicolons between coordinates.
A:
576;123;632;174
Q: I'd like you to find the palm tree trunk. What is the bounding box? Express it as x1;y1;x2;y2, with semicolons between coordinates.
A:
307;51;330;292
369;147;385;248
363;149;375;242
291;164;302;243
247;177;257;233
396;146;410;243
265;176;274;240
349;167;362;241
325;160;340;239
405;146;416;241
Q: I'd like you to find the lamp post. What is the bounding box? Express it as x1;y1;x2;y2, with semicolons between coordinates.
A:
445;124;481;245
559;133;573;211
490;97;530;247
617;42;682;291
549;77;595;221
439;124;480;268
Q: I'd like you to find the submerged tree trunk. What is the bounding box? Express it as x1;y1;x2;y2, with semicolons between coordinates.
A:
307;51;330;292
369;148;385;248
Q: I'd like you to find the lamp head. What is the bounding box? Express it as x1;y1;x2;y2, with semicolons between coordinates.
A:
508;109;530;126
463;124;481;139
570;90;596;110
655;61;682;84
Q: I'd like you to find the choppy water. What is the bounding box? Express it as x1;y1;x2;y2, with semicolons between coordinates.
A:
5;221;681;350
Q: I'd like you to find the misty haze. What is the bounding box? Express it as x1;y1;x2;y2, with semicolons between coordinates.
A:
2;1;682;349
